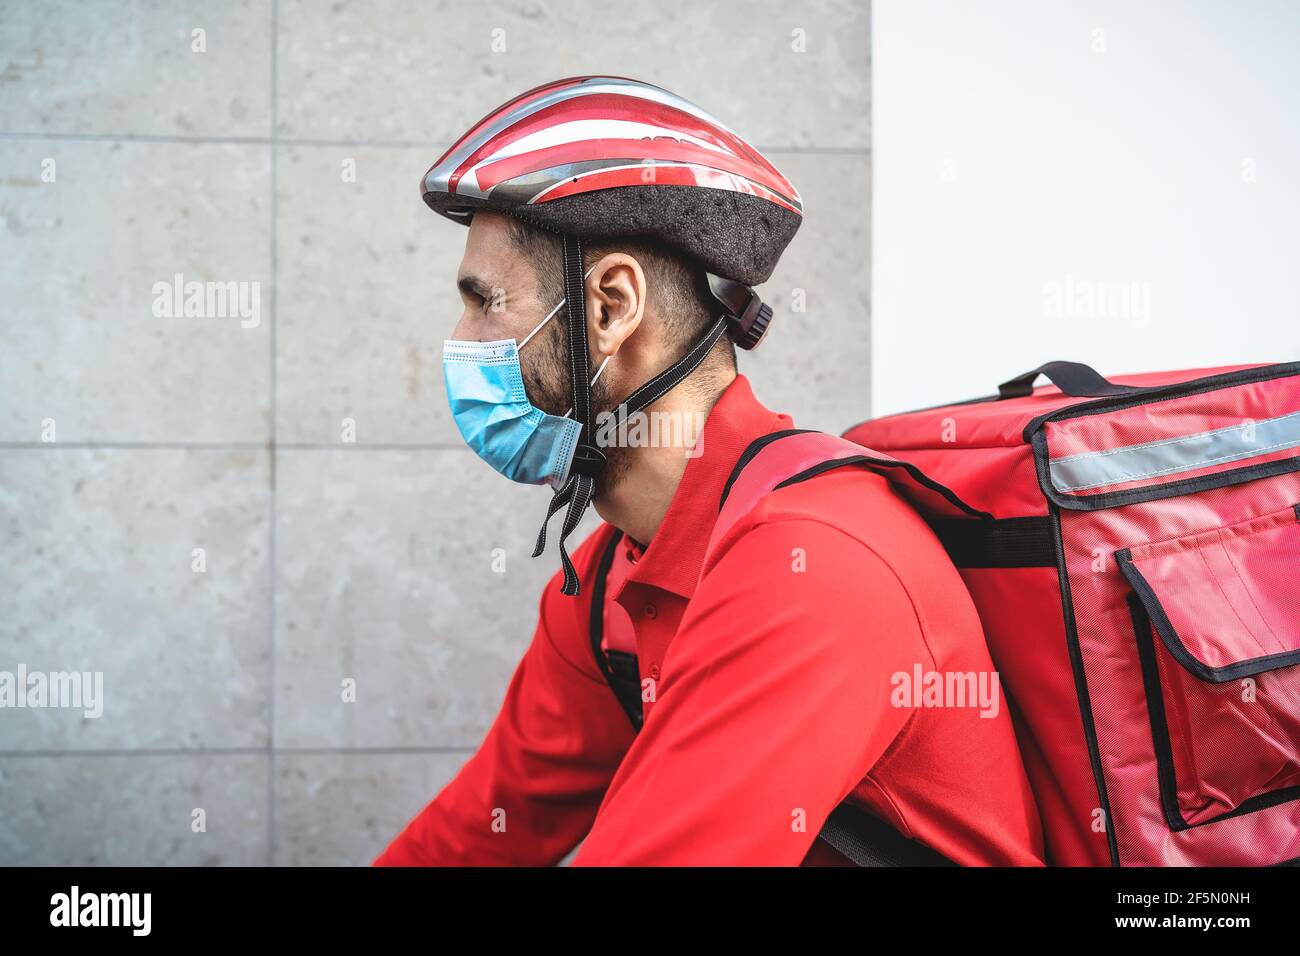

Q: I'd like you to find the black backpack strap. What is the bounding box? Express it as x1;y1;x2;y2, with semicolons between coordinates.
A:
589;530;644;732
816;802;957;866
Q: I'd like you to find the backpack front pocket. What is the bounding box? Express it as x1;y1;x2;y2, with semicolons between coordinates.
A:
1117;504;1300;829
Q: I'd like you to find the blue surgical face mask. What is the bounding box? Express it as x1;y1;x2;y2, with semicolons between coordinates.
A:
442;273;611;488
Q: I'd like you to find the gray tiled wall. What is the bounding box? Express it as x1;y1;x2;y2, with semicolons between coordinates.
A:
0;0;870;865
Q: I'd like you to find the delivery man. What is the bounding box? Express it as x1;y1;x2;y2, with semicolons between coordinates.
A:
373;76;1044;866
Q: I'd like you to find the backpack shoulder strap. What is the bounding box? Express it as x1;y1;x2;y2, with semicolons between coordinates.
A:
587;429;976;864
711;428;990;567
711;428;964;867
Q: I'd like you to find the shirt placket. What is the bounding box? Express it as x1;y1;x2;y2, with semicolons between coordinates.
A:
611;576;682;719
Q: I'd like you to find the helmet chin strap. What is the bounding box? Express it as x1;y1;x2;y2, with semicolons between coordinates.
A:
532;234;729;596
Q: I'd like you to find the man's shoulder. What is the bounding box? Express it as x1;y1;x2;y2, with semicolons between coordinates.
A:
722;465;984;651
720;464;974;617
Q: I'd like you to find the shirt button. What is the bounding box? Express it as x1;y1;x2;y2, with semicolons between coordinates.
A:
650;663;661;680
625;547;638;564
644;603;658;619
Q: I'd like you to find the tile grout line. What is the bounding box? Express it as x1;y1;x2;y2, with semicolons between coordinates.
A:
0;747;478;758
268;0;279;869
0;129;870;156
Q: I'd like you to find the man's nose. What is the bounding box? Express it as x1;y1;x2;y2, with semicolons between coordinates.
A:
449;309;477;342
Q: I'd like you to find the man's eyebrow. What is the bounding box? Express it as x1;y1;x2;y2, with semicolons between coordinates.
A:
457;274;492;299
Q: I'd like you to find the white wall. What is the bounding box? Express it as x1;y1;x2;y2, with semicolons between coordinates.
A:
873;0;1300;416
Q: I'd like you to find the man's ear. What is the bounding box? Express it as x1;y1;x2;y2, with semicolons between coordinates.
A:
585;253;645;362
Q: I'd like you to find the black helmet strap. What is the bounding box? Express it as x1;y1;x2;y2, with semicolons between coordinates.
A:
532;233;728;596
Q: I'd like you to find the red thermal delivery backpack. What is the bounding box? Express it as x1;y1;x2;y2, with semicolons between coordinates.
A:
723;360;1300;865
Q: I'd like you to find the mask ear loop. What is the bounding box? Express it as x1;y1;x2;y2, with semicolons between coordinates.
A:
518;265;597;352
562;354;611;418
516;263;609;417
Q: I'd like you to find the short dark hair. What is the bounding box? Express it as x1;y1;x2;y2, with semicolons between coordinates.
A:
502;215;736;371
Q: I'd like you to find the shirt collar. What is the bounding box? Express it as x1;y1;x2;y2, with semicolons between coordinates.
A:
621;373;793;600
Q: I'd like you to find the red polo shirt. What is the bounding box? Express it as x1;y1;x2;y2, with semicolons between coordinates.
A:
373;374;1045;866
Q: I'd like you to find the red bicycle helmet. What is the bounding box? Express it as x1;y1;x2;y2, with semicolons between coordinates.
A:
420;75;802;290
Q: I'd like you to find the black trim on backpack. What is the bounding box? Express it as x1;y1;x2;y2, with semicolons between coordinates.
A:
848;363;1300;442
771;456;874;493
721;434;992;521
816;801;958;867
1128;592;1188;833
929;515;1057;568
775;456;991;519
1127;593;1300;833
588;529;643;732
718;428;816;508
1119;543;1300;682
728;433;1038;568
1050;504;1122;866
1024;362;1300;512
1023;361;1300;441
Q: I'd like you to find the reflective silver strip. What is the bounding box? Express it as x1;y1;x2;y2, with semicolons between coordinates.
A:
1050;409;1300;493
425;77;742;200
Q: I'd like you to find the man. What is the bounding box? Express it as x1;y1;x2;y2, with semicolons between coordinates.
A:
374;76;1044;866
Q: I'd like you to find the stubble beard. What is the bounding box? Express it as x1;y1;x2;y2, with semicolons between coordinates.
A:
521;319;631;499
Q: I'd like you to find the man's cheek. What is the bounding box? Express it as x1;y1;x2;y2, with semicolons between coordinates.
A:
521;357;567;416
